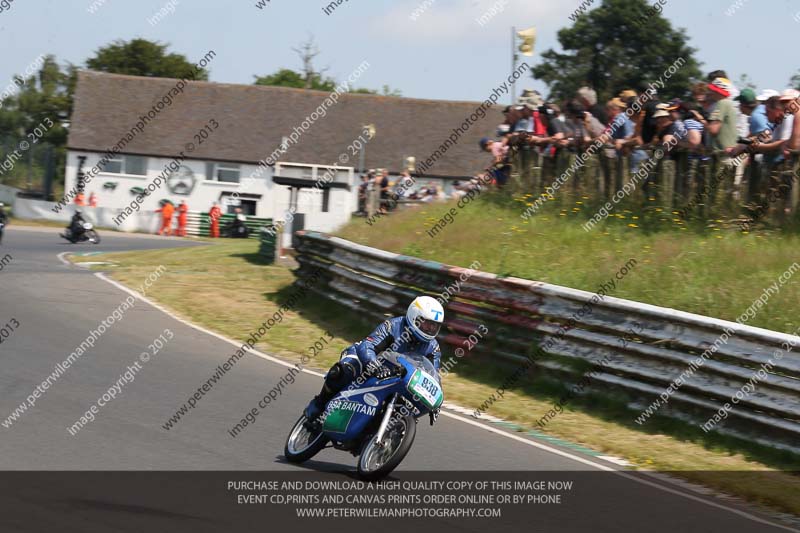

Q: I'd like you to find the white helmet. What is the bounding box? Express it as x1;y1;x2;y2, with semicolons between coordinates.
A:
406;296;444;342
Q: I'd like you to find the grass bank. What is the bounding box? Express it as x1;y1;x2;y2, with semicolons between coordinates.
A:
338;194;800;334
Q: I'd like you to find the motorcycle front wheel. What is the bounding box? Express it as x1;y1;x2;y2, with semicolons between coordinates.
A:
284;415;328;464
357;413;416;481
86;230;101;244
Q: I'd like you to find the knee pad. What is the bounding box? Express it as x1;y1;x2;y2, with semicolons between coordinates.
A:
324;362;356;391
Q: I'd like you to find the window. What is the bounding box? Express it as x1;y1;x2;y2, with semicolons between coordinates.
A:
99;155;147;175
100;157;123;174
126;155;147;175
206;162;241;183
227;199;256;215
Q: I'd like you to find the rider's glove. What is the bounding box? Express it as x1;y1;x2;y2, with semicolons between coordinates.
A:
366;360;390;380
429;408;440;426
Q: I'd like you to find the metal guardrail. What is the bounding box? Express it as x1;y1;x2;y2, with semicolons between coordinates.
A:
293;230;800;454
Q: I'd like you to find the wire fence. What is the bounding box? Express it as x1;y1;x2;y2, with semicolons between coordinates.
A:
0;135;57;199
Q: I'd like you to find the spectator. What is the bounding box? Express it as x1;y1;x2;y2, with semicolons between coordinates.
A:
88;192;98;207
640;93;662;145
565;101;604;147
395;170;414;199
653;103;687;154
688;83;712;148
707;78;739;152
763;92;794;164
736;88;772;138
605;98;635;151
533;103;569;149
606;97;649;173
576;86;608;125
379;169;391;208
779;90;800;158
517;90;546;135
691;82;710;111
479;137;510;186
669;100;704;153
502;105;524;134
727;97;786;157
757;89;780;104
714;76;749;141
706;70;729;82
357;174;369;214
450;180;467;201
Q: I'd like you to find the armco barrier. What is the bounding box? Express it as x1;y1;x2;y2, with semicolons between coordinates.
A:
293;231;800;454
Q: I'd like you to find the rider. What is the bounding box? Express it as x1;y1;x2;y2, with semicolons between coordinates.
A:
68;210;87;239
304;296;444;426
0;202;7;245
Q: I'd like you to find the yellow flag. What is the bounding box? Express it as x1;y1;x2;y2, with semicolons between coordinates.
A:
517;27;536;56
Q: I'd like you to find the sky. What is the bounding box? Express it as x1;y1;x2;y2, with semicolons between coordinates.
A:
0;0;798;105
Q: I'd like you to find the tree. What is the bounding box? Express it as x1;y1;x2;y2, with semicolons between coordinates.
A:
736;74;757;91
790;71;800;90
349;85;403;97
531;0;702;103
86;38;209;80
292;35;331;90
0;55;75;191
254;68;337;91
254;36;401;96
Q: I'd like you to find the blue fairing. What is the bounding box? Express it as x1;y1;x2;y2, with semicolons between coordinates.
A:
320;353;442;442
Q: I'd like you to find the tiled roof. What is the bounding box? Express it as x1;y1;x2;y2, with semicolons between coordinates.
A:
68;70;500;178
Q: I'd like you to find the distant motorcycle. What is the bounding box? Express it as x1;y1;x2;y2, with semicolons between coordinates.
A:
284;351;443;480
61;222;101;244
227;214;250;238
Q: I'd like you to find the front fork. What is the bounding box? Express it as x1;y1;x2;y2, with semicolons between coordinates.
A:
374;393;398;446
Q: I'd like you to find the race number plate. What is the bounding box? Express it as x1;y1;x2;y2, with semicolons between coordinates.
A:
407;369;443;410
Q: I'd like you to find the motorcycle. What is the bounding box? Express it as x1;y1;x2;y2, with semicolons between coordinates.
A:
61;222;101;244
285;351;443;480
227;215;250;238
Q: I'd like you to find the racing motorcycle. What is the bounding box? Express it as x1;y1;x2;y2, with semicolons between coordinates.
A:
285;351;443;480
61;222;101;244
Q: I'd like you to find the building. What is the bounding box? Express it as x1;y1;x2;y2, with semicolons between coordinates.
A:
64;70;498;235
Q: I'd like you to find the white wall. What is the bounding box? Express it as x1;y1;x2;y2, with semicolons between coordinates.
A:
13;197;161;232
64;151;357;235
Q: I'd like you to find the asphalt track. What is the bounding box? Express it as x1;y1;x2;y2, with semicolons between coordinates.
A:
0;227;797;533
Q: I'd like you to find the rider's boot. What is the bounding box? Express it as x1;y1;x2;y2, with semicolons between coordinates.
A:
303;360;356;425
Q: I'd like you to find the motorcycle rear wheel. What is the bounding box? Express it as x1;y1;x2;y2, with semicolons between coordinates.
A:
285;415;328;463
357;414;416;481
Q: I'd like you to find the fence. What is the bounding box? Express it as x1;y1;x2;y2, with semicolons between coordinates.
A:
293;230;800;454
0;136;58;200
508;143;800;228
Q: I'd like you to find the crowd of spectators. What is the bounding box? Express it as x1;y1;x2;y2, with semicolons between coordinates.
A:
357;70;799;218
482;71;800;188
